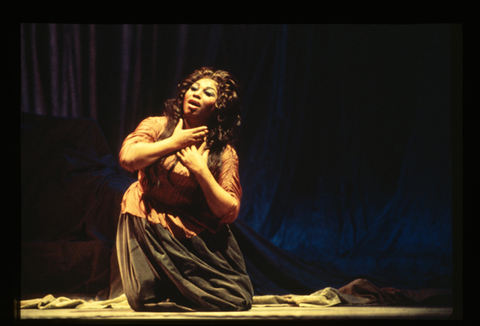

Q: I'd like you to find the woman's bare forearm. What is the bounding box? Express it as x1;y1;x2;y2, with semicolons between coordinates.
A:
124;137;179;171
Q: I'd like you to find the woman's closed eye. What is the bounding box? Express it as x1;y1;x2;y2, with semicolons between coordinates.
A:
191;84;216;97
204;89;215;97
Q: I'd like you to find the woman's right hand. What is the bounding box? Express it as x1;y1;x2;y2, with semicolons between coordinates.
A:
171;119;208;149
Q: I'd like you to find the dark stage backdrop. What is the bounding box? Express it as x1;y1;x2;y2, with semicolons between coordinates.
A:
21;24;457;297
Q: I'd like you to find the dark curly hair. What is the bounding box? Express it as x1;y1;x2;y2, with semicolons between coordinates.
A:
145;67;242;188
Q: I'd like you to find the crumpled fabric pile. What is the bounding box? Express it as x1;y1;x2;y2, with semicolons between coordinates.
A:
20;294;131;310
253;287;371;307
19;287;370;310
18;278;452;310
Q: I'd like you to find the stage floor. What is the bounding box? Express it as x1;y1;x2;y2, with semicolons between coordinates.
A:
17;305;454;321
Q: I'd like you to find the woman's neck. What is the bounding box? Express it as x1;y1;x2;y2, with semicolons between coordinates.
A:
183;117;207;130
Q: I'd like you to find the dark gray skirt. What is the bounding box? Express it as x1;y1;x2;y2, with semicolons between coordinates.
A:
116;213;254;312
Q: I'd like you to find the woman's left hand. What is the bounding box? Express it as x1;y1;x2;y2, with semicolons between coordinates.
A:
176;141;209;175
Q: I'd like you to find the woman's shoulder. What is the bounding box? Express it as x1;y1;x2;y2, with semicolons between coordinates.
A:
138;115;168;132
141;115;168;126
128;116;169;142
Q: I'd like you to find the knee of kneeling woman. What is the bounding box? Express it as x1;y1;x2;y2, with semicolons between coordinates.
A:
244;298;253;311
235;295;253;311
124;291;150;312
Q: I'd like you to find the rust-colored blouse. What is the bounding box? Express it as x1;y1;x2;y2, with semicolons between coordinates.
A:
119;116;242;240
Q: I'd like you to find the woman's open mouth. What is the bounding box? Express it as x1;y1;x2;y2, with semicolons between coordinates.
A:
187;99;201;110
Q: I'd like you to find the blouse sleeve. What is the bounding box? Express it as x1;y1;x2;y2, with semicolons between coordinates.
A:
217;145;243;224
119;116;167;172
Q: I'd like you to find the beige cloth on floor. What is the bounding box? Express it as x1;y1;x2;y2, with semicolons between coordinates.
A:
20;294;131;310
253;287;371;307
20;287;371;310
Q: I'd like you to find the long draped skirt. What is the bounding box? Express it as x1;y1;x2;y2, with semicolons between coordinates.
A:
116;213;254;312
